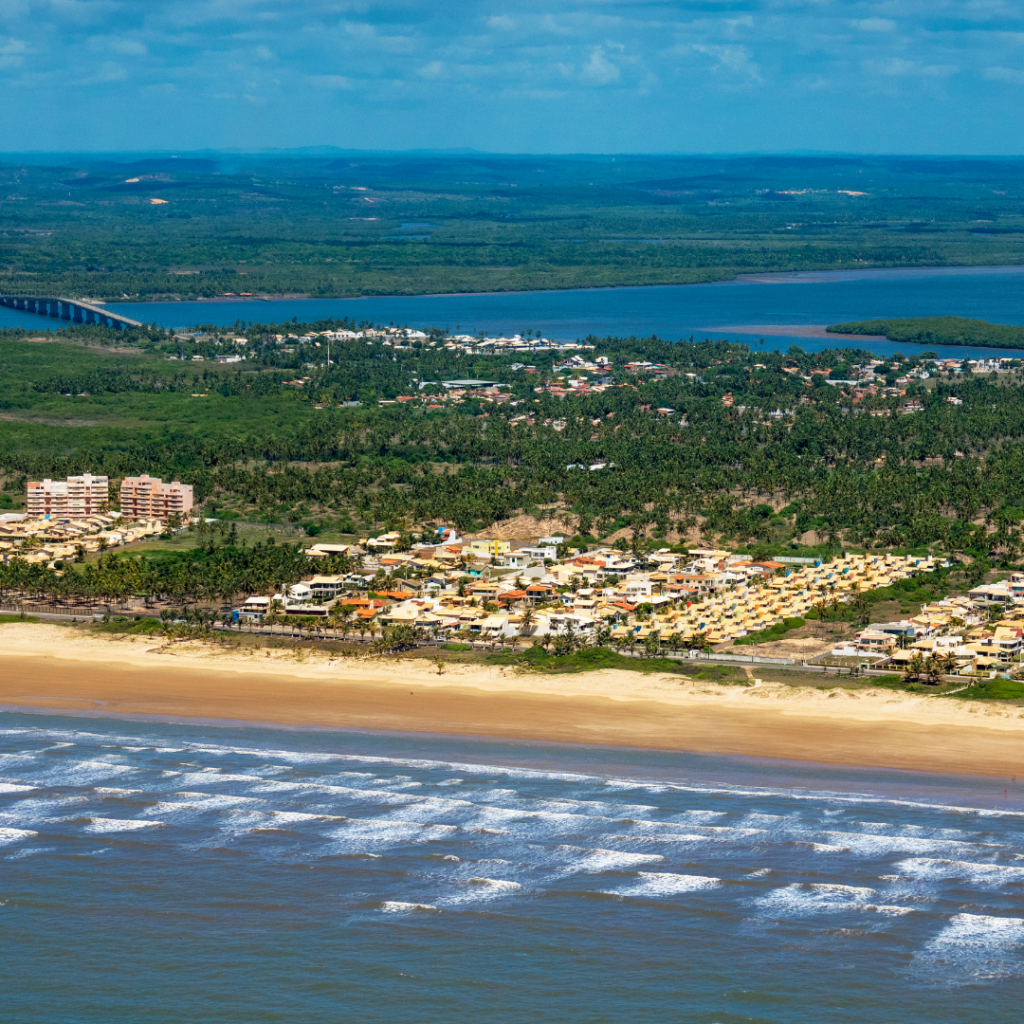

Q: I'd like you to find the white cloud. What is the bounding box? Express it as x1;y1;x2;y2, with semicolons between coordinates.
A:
309;74;352;89
868;58;958;78
855;19;896;33
580;46;619;85
985;65;1024;83
417;60;444;80
964;0;1017;19
105;37;147;56
0;0;1020;150
78;59;127;85
693;44;762;82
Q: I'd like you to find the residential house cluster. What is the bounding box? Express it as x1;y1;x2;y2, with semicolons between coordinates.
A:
833;575;1024;676
0;511;164;567
237;537;950;655
309;326;594;356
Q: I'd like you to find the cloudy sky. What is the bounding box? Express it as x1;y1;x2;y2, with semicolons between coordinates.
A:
2;0;1024;153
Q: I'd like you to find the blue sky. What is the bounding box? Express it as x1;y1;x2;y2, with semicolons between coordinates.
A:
2;0;1024;153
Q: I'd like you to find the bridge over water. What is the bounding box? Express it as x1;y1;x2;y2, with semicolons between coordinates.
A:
0;295;144;330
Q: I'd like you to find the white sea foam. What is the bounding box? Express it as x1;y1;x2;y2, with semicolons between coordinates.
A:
245;778;430;805
915;914;1024;980
468;876;521;890
0;827;37;844
534;798;658;817
606;872;722;897
141;795;262;818
930;913;1024;946
895;857;1024;886
175;772;268;786
82;818;165;833
270;811;346;823
438;877;524;906
645;781;1024;819
553;845;665;874
0;754;44;767
186;745;597;783
379;901;441;913
612;832;711;845
818;831;979;857
0;783;36;794
1;795;89;822
324;817;457;852
757;883;885;916
36;760;138;786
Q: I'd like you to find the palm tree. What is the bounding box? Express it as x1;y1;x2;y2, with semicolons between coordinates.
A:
813;599;829;637
905;652;925;683
938;650;958;680
519;605;536;637
688;631;712;653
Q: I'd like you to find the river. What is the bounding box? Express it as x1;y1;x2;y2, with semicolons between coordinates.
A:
4;265;1024;358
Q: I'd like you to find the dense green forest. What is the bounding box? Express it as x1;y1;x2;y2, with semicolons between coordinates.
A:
5;153;1024;300
2;318;1024;568
827;317;1024;350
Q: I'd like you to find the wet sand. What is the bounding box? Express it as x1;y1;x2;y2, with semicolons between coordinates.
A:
1;625;1022;778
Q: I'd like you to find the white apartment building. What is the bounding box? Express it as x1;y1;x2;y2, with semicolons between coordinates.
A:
119;474;194;521
26;479;67;517
27;474;109;519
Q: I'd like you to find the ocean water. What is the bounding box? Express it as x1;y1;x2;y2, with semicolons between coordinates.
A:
1;711;1022;1023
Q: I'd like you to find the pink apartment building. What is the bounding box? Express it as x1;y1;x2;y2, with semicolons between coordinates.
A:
119;474;194;521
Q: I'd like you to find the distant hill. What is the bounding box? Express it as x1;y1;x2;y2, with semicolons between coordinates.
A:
826;316;1024;350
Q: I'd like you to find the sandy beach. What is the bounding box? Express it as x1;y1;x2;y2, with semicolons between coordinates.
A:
0;623;1021;777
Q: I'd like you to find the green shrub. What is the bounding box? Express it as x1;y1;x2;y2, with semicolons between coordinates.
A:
734;617;804;646
954;679;1024;701
487;644;685;675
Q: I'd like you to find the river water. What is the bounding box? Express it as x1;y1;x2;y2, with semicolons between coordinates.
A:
1;711;1022;1023
4;265;1024;358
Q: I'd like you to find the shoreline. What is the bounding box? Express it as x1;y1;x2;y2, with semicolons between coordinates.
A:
1;625;1023;778
94;262;1024;306
706;323;887;340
